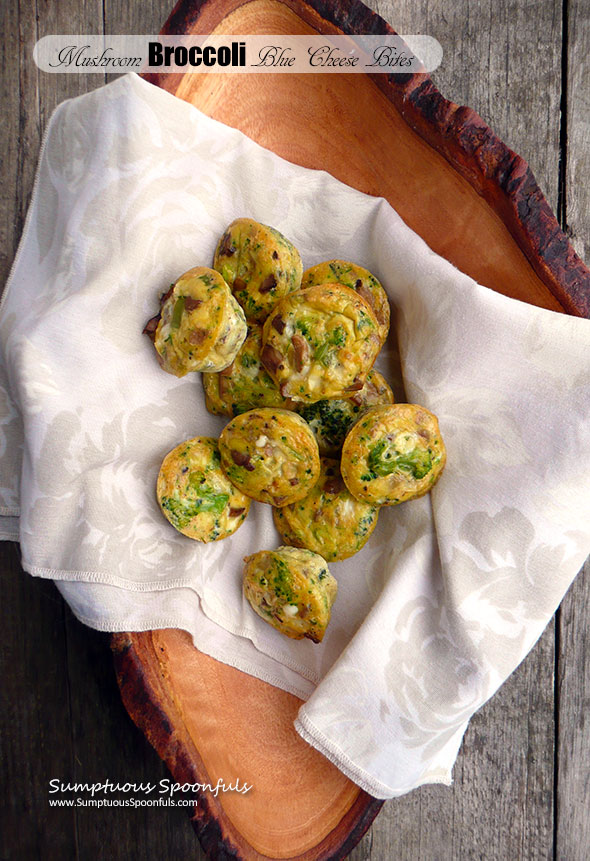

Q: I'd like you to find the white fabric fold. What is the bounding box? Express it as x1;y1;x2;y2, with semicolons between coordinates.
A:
1;73;589;799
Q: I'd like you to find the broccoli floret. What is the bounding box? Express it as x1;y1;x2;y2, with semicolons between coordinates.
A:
367;440;432;479
299;399;353;450
161;486;229;529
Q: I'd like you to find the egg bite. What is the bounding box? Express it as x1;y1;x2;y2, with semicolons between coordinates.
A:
301;260;390;344
341;404;446;506
297;369;394;456
243;546;337;642
273;458;379;561
213;218;303;322
202;324;292;417
219;408;320;506
151;267;247;376
260;283;381;403
157;437;250;541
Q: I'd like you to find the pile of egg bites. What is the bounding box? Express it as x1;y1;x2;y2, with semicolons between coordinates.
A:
144;218;446;644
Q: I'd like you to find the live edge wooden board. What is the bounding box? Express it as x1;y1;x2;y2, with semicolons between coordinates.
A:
111;0;590;859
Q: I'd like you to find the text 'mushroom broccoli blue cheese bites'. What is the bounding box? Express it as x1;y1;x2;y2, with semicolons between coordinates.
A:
157;437;250;541
260;283;381;402
218;408;320;506
243;546;337;642
213;218;303;322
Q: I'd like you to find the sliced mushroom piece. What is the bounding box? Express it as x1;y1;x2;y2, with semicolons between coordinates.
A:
230;449;256;471
261;343;285;374
271;314;286;334
183;296;202;312
259;274;277;294
142;314;160;342
291;333;310;372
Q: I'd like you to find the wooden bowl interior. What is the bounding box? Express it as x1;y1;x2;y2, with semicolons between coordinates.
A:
153;0;563;312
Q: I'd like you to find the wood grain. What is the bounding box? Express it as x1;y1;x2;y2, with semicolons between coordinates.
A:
557;561;590;857
1;0;78;855
0;0;40;288
1;0;589;858
564;0;590;265
1;546;79;859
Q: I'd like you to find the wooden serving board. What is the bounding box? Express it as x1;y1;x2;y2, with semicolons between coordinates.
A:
112;0;590;859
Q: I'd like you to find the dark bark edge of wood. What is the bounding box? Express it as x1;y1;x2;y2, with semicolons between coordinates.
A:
146;0;590;318
111;632;384;860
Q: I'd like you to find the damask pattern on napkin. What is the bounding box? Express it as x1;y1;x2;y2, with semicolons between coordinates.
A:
1;73;589;798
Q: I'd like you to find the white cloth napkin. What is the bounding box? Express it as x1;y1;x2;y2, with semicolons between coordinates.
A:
2;73;590;800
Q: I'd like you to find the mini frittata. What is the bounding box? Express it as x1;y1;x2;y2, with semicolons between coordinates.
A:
213;218;303;322
243;546;337;642
202;324;291;417
301;260;390;344
273;458;379;561
157;437;250;541
341;404;446;506
260;284;381;403
219;408;320;506
297;369;394;456
151;267;247;376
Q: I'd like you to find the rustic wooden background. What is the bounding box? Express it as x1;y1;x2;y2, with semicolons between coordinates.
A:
1;0;589;858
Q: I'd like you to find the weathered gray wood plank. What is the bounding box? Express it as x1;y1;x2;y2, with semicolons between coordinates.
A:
555;5;590;839
557;561;590;859
63;611;207;860
564;0;590;264
0;0;40;289
0;545;79;859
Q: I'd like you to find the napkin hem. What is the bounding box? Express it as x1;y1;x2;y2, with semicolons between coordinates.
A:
295;709;454;800
62;605;314;701
23;560;212;590
24;556;325;684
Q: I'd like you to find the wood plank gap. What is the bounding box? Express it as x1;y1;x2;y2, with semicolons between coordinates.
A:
557;0;569;229
553;607;561;861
